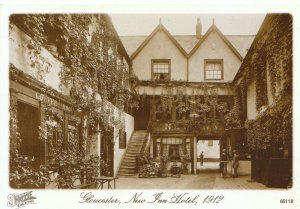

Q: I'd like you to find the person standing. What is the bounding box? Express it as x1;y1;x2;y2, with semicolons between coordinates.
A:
200;152;204;166
232;150;239;178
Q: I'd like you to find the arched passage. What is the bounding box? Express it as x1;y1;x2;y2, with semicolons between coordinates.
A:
196;137;222;173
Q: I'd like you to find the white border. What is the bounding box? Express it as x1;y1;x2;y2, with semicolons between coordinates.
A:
1;1;299;209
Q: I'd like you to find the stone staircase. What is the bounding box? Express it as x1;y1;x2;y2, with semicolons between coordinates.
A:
118;130;147;176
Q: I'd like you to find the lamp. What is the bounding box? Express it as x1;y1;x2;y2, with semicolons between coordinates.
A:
189;112;199;118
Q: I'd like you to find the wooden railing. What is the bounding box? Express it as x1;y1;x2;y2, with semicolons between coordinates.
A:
151;119;225;136
139;121;152;155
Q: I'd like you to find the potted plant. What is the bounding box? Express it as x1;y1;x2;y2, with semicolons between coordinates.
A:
181;154;190;175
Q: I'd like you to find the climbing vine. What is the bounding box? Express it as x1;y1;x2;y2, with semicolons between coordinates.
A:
246;95;292;151
10;14;138;133
9;96;21;154
39;106;64;164
235;14;292;151
152;84;240;134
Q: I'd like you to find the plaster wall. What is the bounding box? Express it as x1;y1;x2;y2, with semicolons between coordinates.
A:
189;30;242;82
133;30;187;81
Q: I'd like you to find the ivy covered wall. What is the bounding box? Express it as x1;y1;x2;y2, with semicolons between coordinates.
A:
234;14;292;153
9;14;137;183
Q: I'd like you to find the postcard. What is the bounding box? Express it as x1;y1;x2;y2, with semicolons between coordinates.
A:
0;1;299;209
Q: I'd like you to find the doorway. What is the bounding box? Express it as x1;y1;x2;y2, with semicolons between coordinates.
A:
17;101;42;166
133;97;150;130
100;126;114;177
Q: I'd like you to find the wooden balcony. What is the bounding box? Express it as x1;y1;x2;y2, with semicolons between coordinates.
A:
151;119;225;137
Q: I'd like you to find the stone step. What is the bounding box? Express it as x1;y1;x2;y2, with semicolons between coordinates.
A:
119;167;136;171
120;167;135;171
118;130;148;176
126;150;141;153
122;159;136;163
129;140;145;143
126;151;141;155
121;162;136;166
129;143;145;146
128;144;144;148
129;143;144;145
119;172;136;176
118;173;137;176
123;156;136;160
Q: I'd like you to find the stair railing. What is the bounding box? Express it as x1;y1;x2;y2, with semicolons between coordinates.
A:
139;121;152;155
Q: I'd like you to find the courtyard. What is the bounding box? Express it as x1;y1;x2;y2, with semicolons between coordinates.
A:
8;14;292;190
116;163;268;190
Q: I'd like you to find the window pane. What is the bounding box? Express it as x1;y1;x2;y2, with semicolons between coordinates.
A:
205;61;222;80
153;61;170;81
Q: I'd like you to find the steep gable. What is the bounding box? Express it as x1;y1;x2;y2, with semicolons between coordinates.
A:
189;24;243;61
131;23;188;59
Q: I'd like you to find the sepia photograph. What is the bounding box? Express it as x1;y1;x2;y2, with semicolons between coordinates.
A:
8;13;292;192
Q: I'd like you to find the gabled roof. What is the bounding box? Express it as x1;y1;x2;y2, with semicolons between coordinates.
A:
130;23;188;59
189;24;243;61
120;23;255;60
173;35;200;54
121;34;254;59
226;35;255;58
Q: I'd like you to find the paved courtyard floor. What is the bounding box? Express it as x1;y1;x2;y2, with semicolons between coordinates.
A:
116;162;270;190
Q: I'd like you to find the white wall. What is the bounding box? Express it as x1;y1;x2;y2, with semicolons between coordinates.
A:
266;63;275;106
9;24;68;94
189;30;242;82
113;112;135;175
133;30;187;81
197;140;220;159
11;23;135;177
247;81;257;120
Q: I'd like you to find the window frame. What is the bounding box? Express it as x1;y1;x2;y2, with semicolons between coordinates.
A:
204;59;224;80
151;59;171;81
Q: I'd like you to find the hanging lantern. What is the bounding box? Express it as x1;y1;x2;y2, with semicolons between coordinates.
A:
189;112;199;118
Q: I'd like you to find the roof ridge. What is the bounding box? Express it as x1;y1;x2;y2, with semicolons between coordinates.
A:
130;23;188;59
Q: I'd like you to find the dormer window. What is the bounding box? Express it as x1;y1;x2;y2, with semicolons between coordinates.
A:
152;59;170;81
204;59;223;80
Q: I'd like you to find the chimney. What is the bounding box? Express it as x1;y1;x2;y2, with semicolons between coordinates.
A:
196;18;202;39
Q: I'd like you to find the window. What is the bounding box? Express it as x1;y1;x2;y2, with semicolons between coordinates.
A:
67;121;80;161
152;60;170;81
46;117;63;165
169;145;180;160
17;101;42;166
205;60;223;80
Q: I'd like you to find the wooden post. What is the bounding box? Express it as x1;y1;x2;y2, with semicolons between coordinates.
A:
193;137;197;174
97;123;101;156
97;123;101;159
